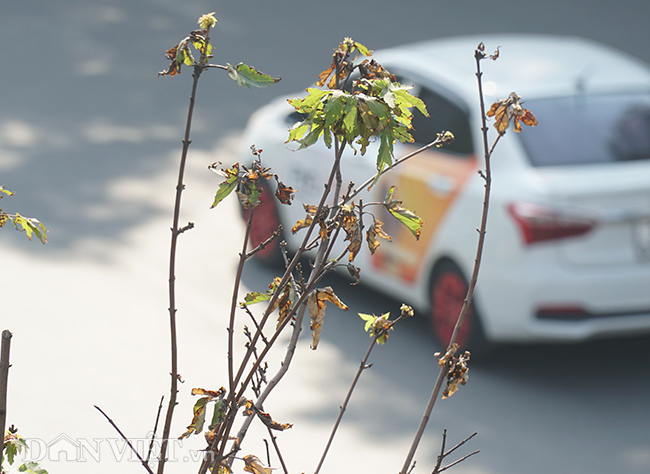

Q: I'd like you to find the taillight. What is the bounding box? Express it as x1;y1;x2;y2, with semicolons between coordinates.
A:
507;202;597;245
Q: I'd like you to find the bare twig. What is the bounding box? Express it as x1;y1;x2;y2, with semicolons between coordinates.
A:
265;427;290;474
431;431;479;473
95;405;155;474
398;45;498;474
158;24;213;474
0;329;12;464
145;396;164;465
314;312;408;474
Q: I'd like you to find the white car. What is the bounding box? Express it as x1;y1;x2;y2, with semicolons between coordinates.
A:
240;34;650;351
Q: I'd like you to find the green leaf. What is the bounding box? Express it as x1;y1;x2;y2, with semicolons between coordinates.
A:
359;313;377;332
242;290;273;306
19;461;48;474
211;399;226;427
11;214;47;244
191;37;213;61
323;92;346;128
354;42;372;57
358;312;391;344
342;99;358;141
179;397;209;439
193;397;208;434
287;121;310;143
288;89;330;114
211;164;240;209
226;63;281;89
394;88;429;116
0;185;13;198
383;186;425;240
241;278;280;307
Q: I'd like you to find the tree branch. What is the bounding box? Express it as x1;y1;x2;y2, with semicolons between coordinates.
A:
95;405;155;474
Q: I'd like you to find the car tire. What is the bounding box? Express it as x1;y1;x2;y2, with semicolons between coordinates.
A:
429;260;492;357
241;181;284;266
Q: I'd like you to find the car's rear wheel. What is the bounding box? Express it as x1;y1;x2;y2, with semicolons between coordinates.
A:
241;182;283;266
430;260;490;354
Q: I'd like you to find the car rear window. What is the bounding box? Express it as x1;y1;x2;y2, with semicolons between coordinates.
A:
518;92;650;166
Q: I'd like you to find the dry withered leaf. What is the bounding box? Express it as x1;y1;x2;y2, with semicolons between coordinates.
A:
358;59;396;82
347;223;362;262
339;204;362;261
434;347;471;399
268;279;294;329
487;92;537;135
257;410;293;431
191;387;226;398
275;180;296;205
308;287;348;350
243;454;272;474
291;216;312;234
347;263;361;285
366;220;392;254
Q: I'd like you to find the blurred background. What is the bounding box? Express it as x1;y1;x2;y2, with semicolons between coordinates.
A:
1;1;650;473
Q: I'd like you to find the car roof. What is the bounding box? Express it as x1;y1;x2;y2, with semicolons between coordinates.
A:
373;34;650;103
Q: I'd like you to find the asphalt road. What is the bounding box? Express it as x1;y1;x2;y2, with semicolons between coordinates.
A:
1;1;650;473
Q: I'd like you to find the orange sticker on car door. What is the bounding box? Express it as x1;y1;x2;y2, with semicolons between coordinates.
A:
371;147;478;282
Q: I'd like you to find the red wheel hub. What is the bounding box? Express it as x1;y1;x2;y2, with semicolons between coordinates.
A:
431;270;473;347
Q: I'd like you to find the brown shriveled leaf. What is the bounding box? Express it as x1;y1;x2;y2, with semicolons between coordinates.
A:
275;180;296;205
347;225;362;262
191;387;226;398
486;102;510;135
315;37;371;89
241;398;255;416
487;92;537;135
358;59;396;82
291;216;312;234
256;410;293;431
316;60;336;88
243;455;273;474
268;279;294;329
512;104;538;132
318;219;330;242
434;345;470;399
339;204;362;261
347;263;361;285
366;220;392;254
308;287;348;350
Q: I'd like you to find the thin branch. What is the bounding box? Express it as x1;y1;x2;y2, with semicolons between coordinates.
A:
313;337;375;474
265;427;290;474
246;226;283;259
95;405;155;474
229;206;255;399
145;396;165;465
0;329;12;465
158;24;212;474
398;46;497;474
442;431;477;459
438;450;480;473
432;429;447;474
314;313;407;474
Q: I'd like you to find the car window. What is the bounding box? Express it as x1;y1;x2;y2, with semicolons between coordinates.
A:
409;86;474;155
518;92;650;166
